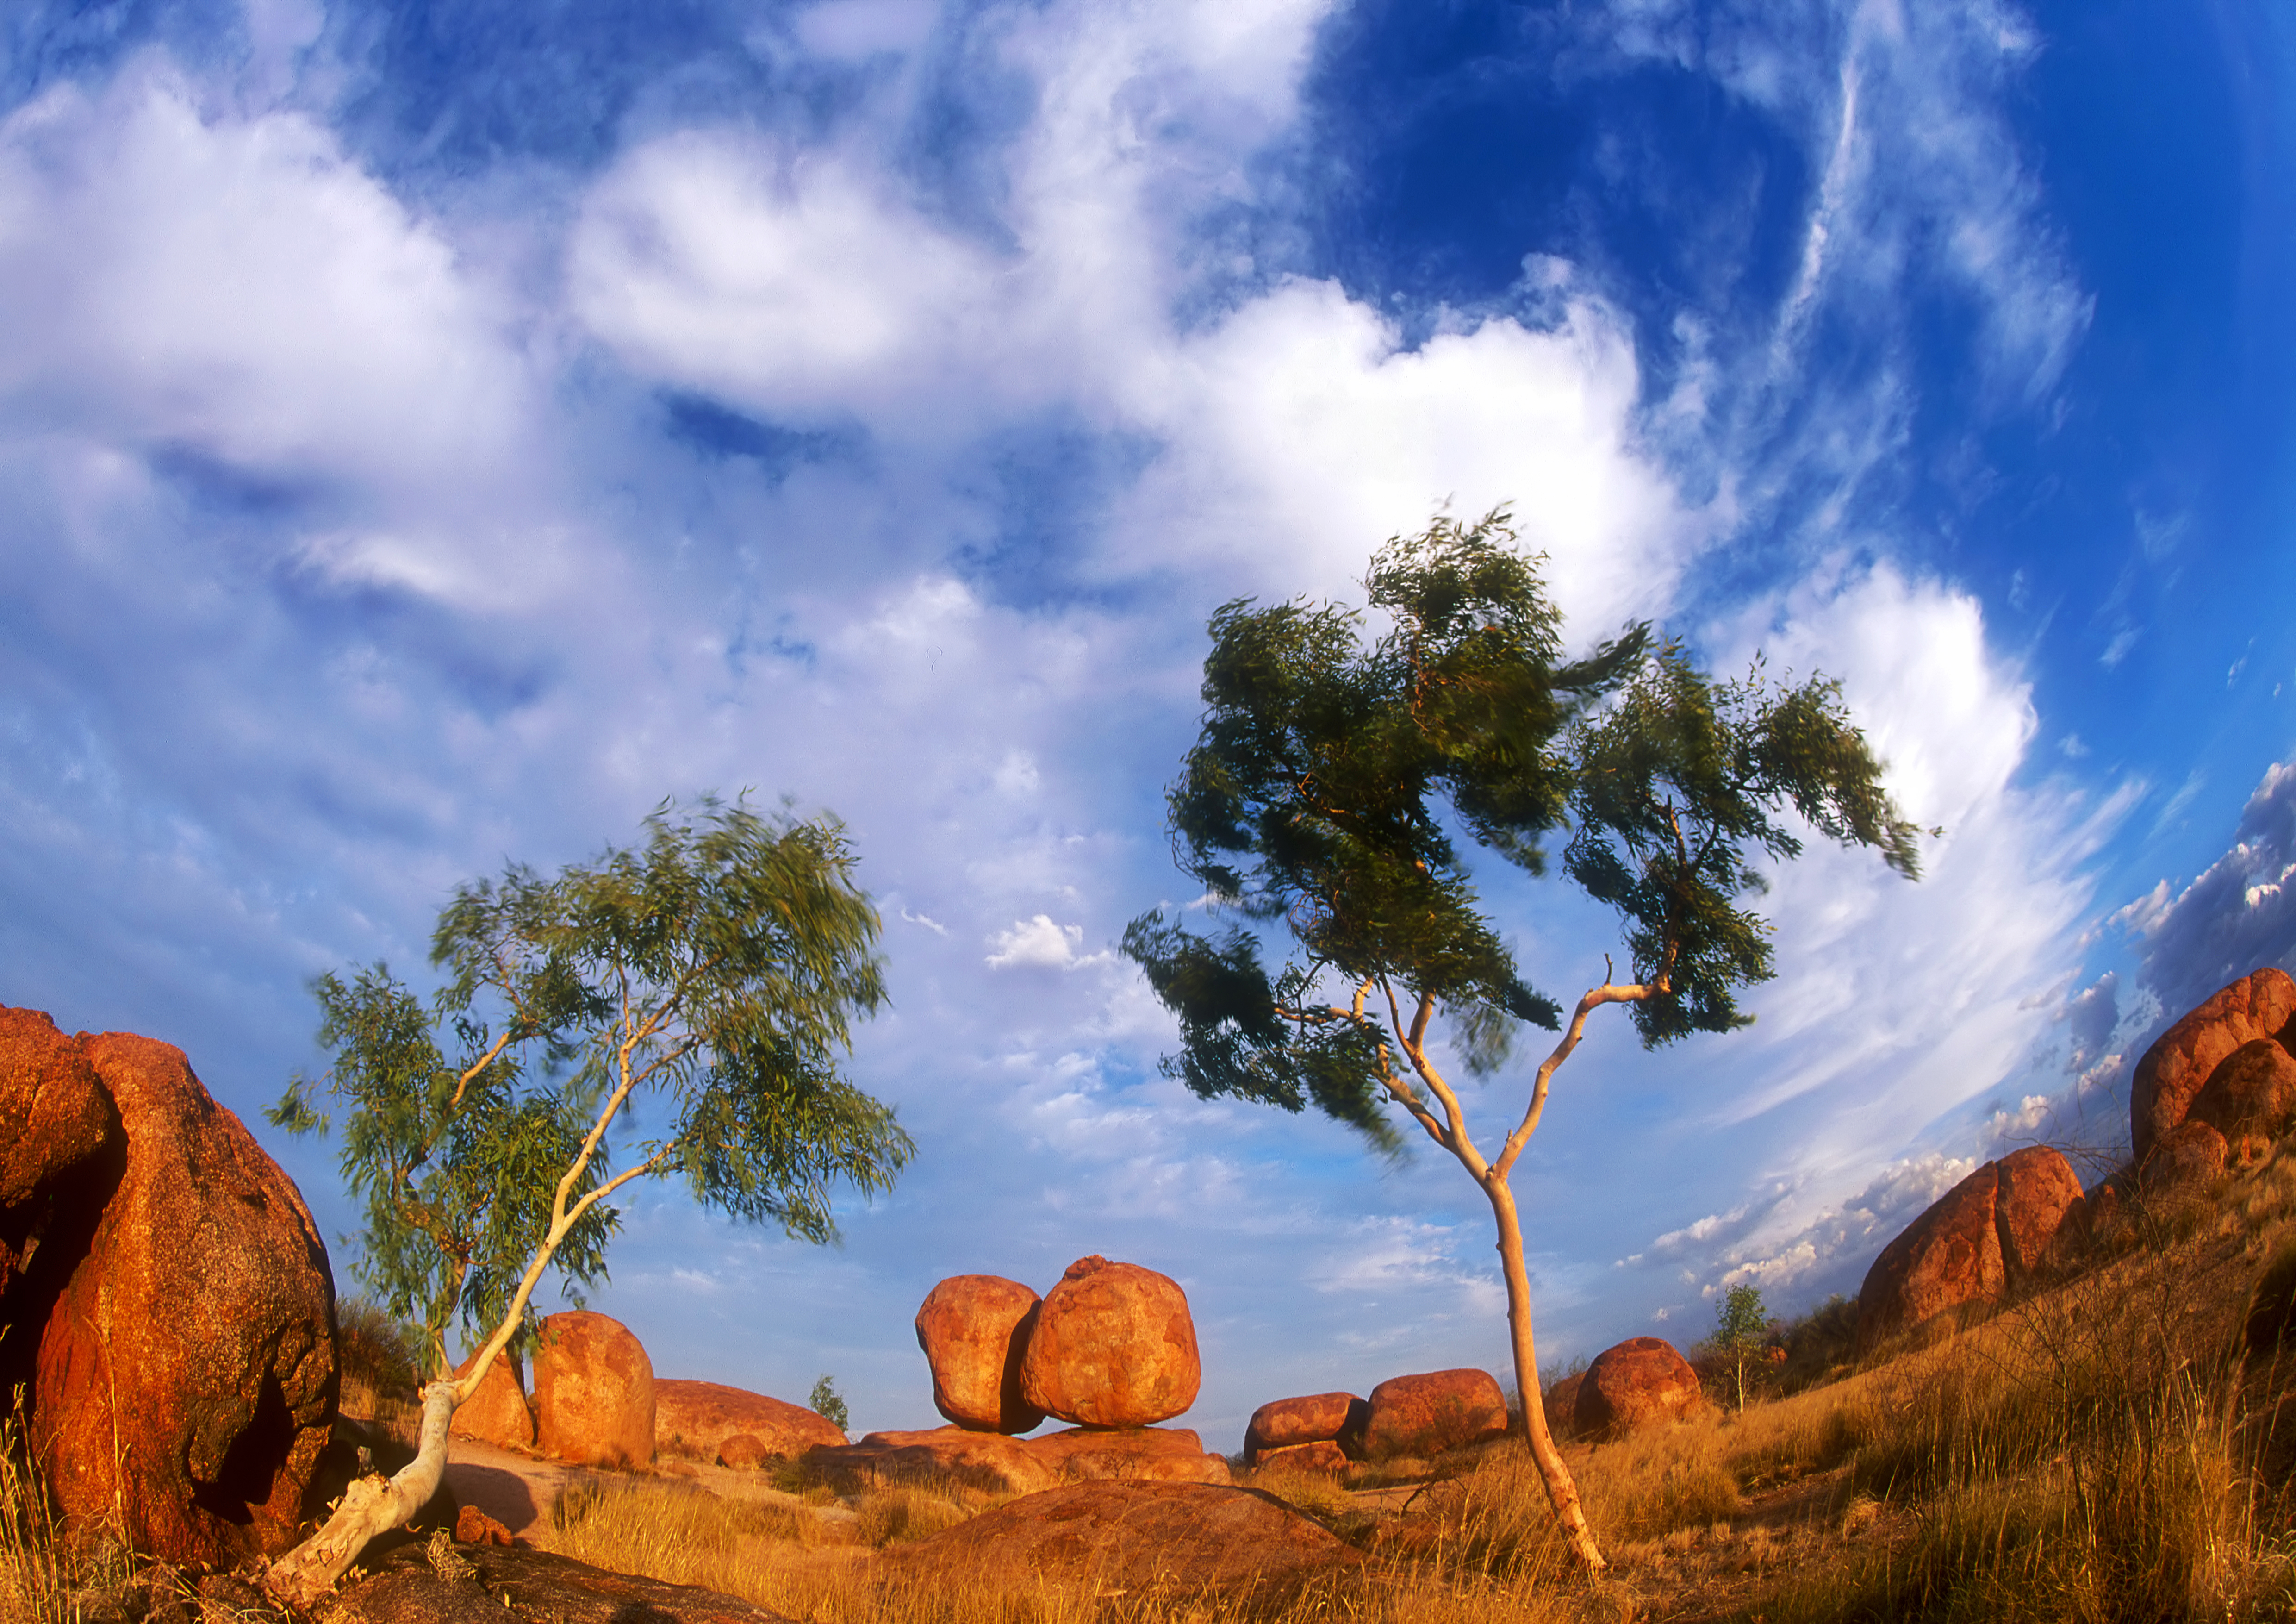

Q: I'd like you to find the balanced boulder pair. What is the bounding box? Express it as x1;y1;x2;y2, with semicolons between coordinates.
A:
915;1256;1199;1432
1245;1368;1510;1468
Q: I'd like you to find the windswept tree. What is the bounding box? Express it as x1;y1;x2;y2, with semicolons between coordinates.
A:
1710;1283;1772;1417
1122;510;1922;1570
265;798;912;1605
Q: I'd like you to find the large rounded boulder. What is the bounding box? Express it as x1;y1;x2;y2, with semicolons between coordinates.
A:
1;1008;337;1568
1857;1144;2086;1349
914;1274;1045;1433
1574;1338;1701;1438
1244;1391;1363;1465
2132;968;2296;1167
1354;1369;1508;1461
1020;1255;1200;1428
449;1349;535;1450
2186;1040;2296;1169
655;1378;845;1463
534;1310;655;1468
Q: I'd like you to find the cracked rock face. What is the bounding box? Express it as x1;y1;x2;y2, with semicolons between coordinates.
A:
1856;1144;2086;1350
1018;1256;1200;1429
0;1005;338;1568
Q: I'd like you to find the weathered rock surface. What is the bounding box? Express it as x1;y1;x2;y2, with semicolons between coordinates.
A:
1542;1373;1586;1441
448;1350;534;1451
1253;1439;1349;1474
2132;968;2296;1166
455;1505;515;1547
915;1274;1046;1434
655;1378;844;1465
2148;1118;2231;1193
1574;1339;1701;1438
324;1537;797;1623
533;1311;654;1469
1856;1144;2088;1349
808;1426;1059;1496
1020;1255;1201;1428
1027;1425;1232;1485
2187;1039;2296;1168
884;1481;1363;1602
0;1007;337;1568
1244;1391;1362;1464
1355;1368;1508;1461
718;1433;769;1469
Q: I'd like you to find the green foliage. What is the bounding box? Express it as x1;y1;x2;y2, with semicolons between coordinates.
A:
1122;508;1923;1145
1711;1283;1771;1415
272;797;913;1377
809;1374;849;1434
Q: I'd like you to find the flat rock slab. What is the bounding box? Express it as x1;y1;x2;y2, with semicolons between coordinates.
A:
884;1480;1362;1602
325;1540;797;1624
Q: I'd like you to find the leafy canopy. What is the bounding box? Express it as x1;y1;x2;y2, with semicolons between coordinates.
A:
1123;509;1924;1144
273;797;913;1370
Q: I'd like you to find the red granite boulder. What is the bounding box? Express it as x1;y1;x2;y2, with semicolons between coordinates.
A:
449;1348;535;1450
655;1378;844;1464
1857;1145;2088;1349
914;1274;1045;1433
1574;1338;1701;1438
718;1434;768;1469
1542;1372;1586;1441
534;1310;655;1468
1;1009;337;1568
2132;968;2296;1166
1020;1256;1201;1428
1355;1368;1508;1461
1244;1391;1362;1464
2187;1039;2296;1168
2147;1118;2230;1194
1027;1425;1232;1485
1254;1440;1349;1474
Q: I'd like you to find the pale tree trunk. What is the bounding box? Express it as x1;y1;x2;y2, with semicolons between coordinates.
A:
265;1378;462;1607
1483;1173;1606;1571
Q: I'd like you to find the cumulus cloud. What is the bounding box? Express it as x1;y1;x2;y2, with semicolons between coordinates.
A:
986;914;1110;971
2117;761;2296;1023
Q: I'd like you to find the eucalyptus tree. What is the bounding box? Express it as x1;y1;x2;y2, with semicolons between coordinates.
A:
265;799;912;1605
1122;510;1922;1570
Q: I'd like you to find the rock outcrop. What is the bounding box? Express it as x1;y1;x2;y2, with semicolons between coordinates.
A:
1244;1391;1363;1465
1019;1255;1201;1428
808;1426;1060;1496
1856;1144;2087;1349
1574;1338;1701;1438
1542;1372;1586;1441
884;1481;1363;1602
1353;1368;1508;1460
2185;1039;2296;1169
322;1537;798;1623
655;1378;844;1465
914;1274;1046;1434
1027;1425;1232;1485
533;1311;655;1469
1254;1439;1349;1474
2132;968;2296;1166
0;1007;337;1568
449;1349;535;1451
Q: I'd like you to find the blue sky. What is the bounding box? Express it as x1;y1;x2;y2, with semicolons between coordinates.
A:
6;0;2296;1453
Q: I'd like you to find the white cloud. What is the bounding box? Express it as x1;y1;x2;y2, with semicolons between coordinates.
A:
2118;761;2296;1025
986;913;1109;970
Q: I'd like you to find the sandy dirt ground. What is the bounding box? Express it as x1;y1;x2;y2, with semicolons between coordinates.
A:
436;1436;835;1541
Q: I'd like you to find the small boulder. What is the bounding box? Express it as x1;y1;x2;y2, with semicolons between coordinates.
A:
2132;968;2296;1166
1244;1391;1361;1464
719;1434;768;1470
1995;1144;2089;1277
2148;1118;2230;1194
915;1275;1046;1434
1019;1256;1201;1428
1355;1368;1508;1461
1574;1339;1701;1438
2;1010;337;1568
456;1505;516;1547
1027;1425;1232;1485
533;1310;655;1469
449;1349;535;1451
1254;1439;1348;1474
806;1426;1058;1496
1542;1373;1586;1442
884;1481;1363;1602
655;1378;845;1464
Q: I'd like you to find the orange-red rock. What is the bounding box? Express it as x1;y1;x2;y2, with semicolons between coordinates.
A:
1;1009;336;1568
1027;1425;1231;1485
449;1348;535;1450
1356;1368;1508;1461
455;1505;515;1547
2188;1039;2296;1167
1253;1440;1348;1474
1244;1391;1361;1463
1542;1373;1586;1441
1019;1255;1200;1428
1857;1144;2089;1350
1994;1144;2089;1277
914;1275;1045;1434
2132;968;2296;1166
654;1378;845;1464
807;1426;1058;1496
885;1481;1363;1600
718;1434;768;1470
534;1310;655;1469
1574;1339;1701;1438
2148;1118;2230;1193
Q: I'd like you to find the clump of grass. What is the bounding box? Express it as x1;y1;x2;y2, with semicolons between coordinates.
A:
336;1295;426;1433
0;1417;69;1624
855;1485;973;1547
